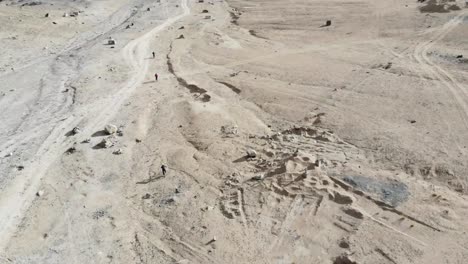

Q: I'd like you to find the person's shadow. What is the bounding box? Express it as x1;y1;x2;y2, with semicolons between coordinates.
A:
136;174;164;184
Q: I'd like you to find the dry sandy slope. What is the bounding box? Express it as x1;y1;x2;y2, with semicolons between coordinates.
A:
1;0;468;263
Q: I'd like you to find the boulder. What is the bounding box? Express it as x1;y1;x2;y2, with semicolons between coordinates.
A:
105;124;118;135
246;149;257;158
99;138;114;148
72;126;81;135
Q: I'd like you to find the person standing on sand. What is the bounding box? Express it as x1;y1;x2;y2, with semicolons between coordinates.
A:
161;164;167;176
154;73;158;81
152;51;155;59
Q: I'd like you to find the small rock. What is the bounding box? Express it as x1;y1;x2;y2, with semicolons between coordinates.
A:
105;124;118;135
135;139;142;143
71;126;81;135
113;148;123;155
17;165;24;171
99;138;114;148
82;138;91;143
66;147;77;154
142;193;151;199
206;236;217;245
246;149;257;158
251;174;265;181
5;152;13;157
117;128;124;137
383;62;392;70
338;240;350;248
36;190;44;197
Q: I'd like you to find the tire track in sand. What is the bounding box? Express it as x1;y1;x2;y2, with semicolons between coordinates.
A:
0;0;190;252
413;12;468;130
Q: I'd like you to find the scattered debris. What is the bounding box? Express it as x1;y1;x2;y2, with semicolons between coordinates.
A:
21;1;42;6
220;125;238;137
162;196;177;204
92;210;106;220
105;124;118;135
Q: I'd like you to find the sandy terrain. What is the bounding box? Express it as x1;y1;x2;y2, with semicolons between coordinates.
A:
1;0;468;263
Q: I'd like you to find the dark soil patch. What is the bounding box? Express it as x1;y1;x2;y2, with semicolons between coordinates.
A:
342;175;409;206
419;0;458;13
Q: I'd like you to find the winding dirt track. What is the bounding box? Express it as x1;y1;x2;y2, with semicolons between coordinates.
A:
413;11;468;129
0;0;190;251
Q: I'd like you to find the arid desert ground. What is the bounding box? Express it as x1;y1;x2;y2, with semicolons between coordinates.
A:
1;0;468;263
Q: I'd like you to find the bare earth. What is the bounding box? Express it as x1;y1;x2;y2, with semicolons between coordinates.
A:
1;0;468;263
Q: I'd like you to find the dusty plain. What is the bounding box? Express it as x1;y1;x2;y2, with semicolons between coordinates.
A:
1;0;468;263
